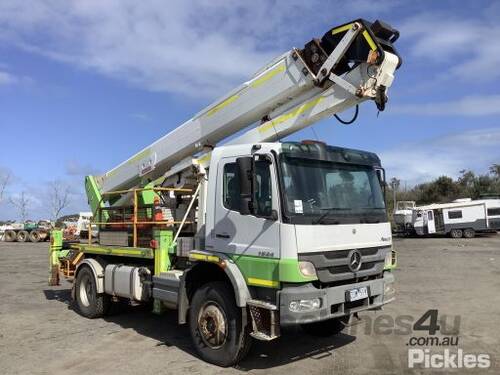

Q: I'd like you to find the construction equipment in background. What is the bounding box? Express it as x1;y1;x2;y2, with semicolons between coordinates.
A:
49;19;401;366
2;220;52;242
62;212;98;240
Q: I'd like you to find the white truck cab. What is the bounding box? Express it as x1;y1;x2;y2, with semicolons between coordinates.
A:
203;141;394;325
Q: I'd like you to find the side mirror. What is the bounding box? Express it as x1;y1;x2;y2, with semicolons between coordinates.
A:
236;156;254;215
375;168;386;185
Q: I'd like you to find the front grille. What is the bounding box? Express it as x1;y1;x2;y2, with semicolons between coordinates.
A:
299;246;390;284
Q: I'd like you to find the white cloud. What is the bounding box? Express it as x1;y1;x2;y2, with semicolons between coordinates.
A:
65;160;100;177
0;0;395;98
0;70;16;85
129;113;152;122
0;70;32;85
380;128;500;184
392;95;500;116
400;11;500;82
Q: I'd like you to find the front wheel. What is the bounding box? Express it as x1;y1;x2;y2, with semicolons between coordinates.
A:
74;266;110;318
188;281;252;367
301;315;350;337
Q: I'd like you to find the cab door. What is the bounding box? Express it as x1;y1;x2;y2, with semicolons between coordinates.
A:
212;155;280;258
426;210;436;234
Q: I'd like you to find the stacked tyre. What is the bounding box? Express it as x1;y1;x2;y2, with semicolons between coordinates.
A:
3;230;48;242
4;230;17;242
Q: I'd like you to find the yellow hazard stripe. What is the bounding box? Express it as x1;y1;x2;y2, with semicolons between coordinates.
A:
247;277;279;288
331;23;354;35
189;253;206;261
332;23;377;52
206;94;240;117
362;30;377;51
205;64;284;118
197;152;212;165
207;255;220;262
189;253;220;263
251;64;285;88
258;96;325;134
127;148;151;165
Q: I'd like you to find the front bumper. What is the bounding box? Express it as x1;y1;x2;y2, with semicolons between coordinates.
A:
278;271;395;325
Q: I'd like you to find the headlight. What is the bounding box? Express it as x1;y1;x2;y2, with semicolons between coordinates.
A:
298;261;317;277
289;298;321;312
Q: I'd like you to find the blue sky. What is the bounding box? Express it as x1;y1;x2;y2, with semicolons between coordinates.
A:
1;0;499;220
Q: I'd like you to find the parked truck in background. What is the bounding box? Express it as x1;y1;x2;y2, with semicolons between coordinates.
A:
48;19;401;366
393;200;416;234
2;220;52;242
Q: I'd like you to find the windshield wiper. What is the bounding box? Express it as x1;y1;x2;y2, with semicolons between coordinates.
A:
313;207;351;225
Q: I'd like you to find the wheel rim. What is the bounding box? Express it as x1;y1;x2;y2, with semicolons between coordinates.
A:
197;301;228;349
79;274;93;307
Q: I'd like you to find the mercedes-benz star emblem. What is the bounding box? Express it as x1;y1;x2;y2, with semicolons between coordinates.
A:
348;249;362;272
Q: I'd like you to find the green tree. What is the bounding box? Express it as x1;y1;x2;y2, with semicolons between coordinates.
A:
489;164;500;180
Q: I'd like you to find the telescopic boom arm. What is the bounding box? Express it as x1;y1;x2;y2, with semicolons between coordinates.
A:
94;19;401;198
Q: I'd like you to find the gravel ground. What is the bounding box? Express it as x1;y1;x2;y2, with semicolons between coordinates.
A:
0;234;499;374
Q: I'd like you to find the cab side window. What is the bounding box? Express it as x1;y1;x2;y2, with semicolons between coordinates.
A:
254;160;272;217
223;163;240;211
222;159;273;216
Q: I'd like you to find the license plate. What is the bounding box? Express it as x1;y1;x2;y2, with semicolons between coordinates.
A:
347;286;369;302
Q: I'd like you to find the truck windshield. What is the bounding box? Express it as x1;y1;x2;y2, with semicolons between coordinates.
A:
279;156;387;224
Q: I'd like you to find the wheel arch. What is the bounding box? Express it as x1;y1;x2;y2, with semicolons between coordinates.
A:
178;255;251;324
73;258;106;297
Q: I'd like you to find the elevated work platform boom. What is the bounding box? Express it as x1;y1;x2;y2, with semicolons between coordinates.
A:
96;19;401;197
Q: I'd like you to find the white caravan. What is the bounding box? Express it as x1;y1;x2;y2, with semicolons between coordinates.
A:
412;198;500;238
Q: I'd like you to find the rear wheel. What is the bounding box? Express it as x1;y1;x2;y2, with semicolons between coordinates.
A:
463;228;475;238
450;229;463;238
29;231;42;242
16;230;29;242
188;281;252;367
4;230;17;242
301;315;350;337
74;266;110;318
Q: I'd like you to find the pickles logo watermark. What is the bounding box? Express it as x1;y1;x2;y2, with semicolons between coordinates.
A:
409;349;490;369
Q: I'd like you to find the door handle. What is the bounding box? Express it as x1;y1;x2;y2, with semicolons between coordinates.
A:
216;233;230;239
